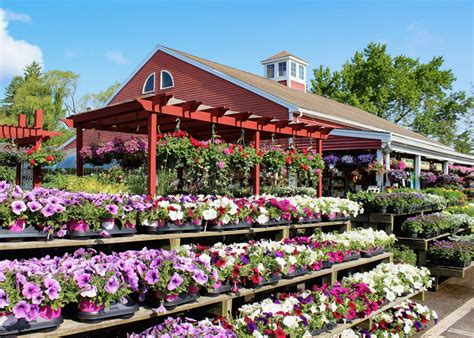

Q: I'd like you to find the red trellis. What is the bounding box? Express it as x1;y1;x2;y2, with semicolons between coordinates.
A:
69;94;345;196
0;110;61;187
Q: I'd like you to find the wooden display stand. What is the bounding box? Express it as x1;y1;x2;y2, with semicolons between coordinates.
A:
428;262;473;291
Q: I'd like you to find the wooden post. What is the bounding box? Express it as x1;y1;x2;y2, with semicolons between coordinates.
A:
76;127;84;176
317;138;323;197
34;109;43;128
147;113;157;196
253;131;261;195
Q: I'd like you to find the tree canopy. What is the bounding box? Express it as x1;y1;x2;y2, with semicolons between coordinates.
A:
310;43;473;153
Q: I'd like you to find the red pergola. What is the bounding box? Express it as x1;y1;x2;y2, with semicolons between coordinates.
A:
0;110;61;187
69;94;346;196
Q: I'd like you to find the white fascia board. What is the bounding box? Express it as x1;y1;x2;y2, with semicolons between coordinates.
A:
391;142;474;165
329;129;392;144
261;55;309;66
104;45;299;113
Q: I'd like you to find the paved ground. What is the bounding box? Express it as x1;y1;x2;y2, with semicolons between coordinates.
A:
420;266;474;337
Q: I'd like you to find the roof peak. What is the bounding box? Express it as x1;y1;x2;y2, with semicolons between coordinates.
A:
261;51;308;64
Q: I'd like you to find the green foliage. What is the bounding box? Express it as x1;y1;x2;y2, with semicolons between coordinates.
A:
42;173;125;194
310;42;473;147
423;187;467;206
388;246;417;266
78;82;120;110
0;167;15;182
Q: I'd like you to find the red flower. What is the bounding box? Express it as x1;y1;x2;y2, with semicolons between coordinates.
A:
333;311;343;320
274;327;286;338
29;159;36;165
26;149;34;155
285;156;292;165
45;155;55;162
242;153;248;158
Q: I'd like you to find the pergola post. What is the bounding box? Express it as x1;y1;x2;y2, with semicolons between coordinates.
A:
317;138;323;197
147;112;158;196
76;127;84;176
253;131;261;195
414;155;421;190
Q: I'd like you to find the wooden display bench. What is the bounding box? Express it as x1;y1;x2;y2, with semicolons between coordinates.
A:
21;252;392;338
320;290;425;337
428;262;473;291
351;209;438;235
0;220;351;251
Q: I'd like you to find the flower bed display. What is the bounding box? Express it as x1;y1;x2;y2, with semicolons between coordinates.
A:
341;300;438;337
423;187;467;206
401;213;468;238
428;240;473;268
348;190;448;214
0;181;362;238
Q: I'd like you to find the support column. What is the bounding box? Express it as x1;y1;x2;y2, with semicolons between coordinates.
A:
147;113;157;196
317;139;323;197
76;127;84;177
414;155;422;190
384;152;390;187
443;162;449;175
376;149;384;188
253;131;261;195
16;114;27;186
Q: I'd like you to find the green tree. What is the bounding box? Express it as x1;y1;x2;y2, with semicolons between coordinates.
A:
79;82;120;111
310;43;473;147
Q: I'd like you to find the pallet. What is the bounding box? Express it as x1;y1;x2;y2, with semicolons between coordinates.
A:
21;252;393;338
0;220;351;251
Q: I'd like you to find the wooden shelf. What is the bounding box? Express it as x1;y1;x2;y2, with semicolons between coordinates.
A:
21;253;393;338
320;290;424;337
429;262;473;278
397;232;452;251
0;221;351;251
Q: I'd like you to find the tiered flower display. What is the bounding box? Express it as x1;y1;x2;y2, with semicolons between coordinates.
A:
401;212;470;238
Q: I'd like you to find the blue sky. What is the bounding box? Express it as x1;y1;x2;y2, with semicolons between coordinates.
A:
1;0;473;100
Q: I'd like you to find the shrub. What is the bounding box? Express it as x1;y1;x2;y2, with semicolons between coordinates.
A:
388;246;417;266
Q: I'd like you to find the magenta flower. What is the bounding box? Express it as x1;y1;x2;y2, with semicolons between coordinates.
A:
41;204;56;217
13;300;30;319
106;204;119;215
75;273;92;287
27;201;42;212
21;282;41;301
145;269;160;285
167;272;183;291
11;200;27;215
44;278;60;300
105;276;120;294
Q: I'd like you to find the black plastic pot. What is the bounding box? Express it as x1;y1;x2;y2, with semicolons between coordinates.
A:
253;219;291;228
430;257;470;268
147;292;200;310
296;217;322;224
207;221;252;231
204;282;232;296
0;225;48;242
362;248;384;258
322;261;334;269
343;252;361;262
282;267;308;279
142;222;201;234
374;206;387;214
249;274;281;288
74;297;138;323
0;315;63;336
66;226;136;239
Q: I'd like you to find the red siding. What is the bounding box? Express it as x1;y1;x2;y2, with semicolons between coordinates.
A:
290;81;305;92
64;130;139;152
323;135;381;151
277;80;287;87
110;51;289;120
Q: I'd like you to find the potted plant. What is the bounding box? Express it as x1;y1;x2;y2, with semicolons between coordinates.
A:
429;240;472;268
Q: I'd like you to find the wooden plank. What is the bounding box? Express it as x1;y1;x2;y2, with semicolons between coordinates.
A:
369;214;394;224
0;221;350;251
397;232;451;251
429;262;473;278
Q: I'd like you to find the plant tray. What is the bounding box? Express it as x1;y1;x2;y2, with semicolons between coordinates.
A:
207;221;252;232
0;226;48;242
361;248;385;258
296;217;322;224
283;268;308;279
74;297;138;323
147;292;200;310
66;227;136;239
204;283;232;296
0;315;63;336
322;261;334;269
429;259;470;268
142;222;201;234
342;253;361;262
249;275;281;288
253;219;291;228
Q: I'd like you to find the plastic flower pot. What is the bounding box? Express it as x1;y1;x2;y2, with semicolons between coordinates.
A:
67;220;136;239
321;261;334;269
252;219;291;228
0;313;63;335
0;221;47;241
282;267;308;279
207;220;252;231
142;221;201;234
149;291;200;309
374;206;387;214
75;297;138;323
101;218;115;230
39;305;62;320
204;281;232;296
343;252;361;262
251;273;281;287
322;213;338;221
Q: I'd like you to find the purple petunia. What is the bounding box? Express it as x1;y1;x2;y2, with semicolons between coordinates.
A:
145;269;160;285
0;289;9;308
167;272;183;291
106;204;119;215
11;200;27;215
192;270;208;285
12;300;30;319
105;276;120;294
21;282;41;301
27;201;42;212
41;204;56;217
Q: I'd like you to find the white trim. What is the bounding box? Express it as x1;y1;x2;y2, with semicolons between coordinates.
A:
261;55;309;66
329;129;392;144
160;70;174;89
142;72;155;94
59;135;77;150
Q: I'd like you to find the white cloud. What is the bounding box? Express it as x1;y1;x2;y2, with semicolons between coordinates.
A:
0;9;43;82
105;50;129;65
3;9;31;23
